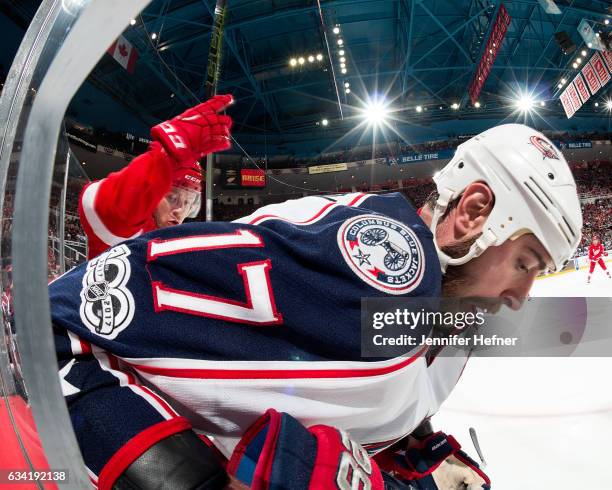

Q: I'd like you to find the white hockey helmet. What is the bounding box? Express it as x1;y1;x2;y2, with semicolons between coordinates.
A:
430;123;582;272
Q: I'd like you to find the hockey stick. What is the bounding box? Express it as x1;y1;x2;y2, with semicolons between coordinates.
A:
200;0;228;221
469;426;487;468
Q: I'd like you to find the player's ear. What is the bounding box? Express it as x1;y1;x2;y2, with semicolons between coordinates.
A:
452;182;494;240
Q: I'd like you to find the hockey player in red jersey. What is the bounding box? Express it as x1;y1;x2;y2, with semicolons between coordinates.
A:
79;95;233;259
587;235;610;283
51;124;582;489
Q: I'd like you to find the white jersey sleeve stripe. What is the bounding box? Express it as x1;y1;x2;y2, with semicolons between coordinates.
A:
81;181;143;247
67;330;84;356
93;348;177;420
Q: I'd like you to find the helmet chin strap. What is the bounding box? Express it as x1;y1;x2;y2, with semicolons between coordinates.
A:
429;191;497;273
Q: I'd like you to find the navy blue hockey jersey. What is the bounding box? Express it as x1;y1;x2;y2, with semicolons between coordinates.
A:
50;193;463;484
51;192;440;362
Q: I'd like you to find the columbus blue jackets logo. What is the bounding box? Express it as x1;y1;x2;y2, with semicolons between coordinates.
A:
79;244;135;339
337;215;424;295
529;135;559;160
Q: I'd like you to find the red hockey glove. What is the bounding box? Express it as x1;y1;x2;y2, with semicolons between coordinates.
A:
376;431;491;489
151;94;233;165
227;409;385;490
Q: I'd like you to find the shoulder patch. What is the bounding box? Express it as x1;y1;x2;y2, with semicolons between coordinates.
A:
79;244;135;339
337;214;425;295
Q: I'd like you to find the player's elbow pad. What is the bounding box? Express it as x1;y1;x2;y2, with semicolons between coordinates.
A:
112;430;228;490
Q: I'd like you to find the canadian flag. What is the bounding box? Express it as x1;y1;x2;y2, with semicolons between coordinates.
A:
107;35;138;74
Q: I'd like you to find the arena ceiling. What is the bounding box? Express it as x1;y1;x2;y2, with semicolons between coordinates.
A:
3;0;612;148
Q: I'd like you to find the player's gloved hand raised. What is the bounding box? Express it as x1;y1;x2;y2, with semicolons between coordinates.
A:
375;431;491;489
151;94;233;165
227;409;387;489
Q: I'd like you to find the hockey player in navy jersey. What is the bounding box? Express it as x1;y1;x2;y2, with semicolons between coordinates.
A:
50;123;581;489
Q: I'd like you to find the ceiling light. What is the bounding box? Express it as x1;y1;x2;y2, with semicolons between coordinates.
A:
340;63;346;68
345;88;351;94
474;101;481;108
298;57;305;65
416;105;423;113
308;55;315;63
339;49;345;56
581;50;587;56
576;57;582;63
316;53;323;61
558;83;563;89
540;100;546;107
321;118;329;126
130;19;136;26
151;32;157;40
595;102;599;107
337;39;344;46
290;58;297;66
515;94;535;113
333;26;340;34
606;19;610;25
341;68;347;74
606;100;612;110
340;57;346;63
588;42;593;48
344;82;350;88
451;102;459;110
572;63;578;69
362;99;389;126
561;78;567;84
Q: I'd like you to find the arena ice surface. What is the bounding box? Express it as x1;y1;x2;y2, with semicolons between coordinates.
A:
435;266;612;489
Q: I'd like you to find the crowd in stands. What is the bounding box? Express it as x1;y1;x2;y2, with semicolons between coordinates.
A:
576;198;612;256
2;169;88;281
571;160;612;198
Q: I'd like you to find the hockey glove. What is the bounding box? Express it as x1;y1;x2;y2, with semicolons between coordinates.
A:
375;431;491;490
227;409;386;490
151;94;233;166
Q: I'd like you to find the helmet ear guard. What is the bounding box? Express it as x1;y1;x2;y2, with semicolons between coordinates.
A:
430;124;582;273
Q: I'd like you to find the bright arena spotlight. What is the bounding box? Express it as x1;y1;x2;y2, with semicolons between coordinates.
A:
606;100;612;111
362;98;390;126
516;94;535;113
